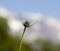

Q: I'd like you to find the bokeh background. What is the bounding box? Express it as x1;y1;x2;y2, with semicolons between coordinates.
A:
0;0;60;51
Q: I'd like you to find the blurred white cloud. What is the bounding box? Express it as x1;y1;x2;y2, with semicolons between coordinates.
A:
40;17;60;41
0;6;10;18
0;7;60;42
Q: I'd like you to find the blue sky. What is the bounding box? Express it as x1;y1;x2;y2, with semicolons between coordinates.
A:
0;0;60;19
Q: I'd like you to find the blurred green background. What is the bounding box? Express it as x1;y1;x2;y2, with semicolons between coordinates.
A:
0;17;60;51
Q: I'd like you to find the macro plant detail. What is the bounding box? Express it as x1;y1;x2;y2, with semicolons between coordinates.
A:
18;14;38;51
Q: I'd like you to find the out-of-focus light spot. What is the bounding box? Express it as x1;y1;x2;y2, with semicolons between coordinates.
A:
8;20;23;31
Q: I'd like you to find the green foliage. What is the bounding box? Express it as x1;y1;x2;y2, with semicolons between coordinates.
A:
0;17;8;43
21;43;31;51
42;40;52;51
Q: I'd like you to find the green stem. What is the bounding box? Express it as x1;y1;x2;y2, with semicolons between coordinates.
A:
19;27;26;51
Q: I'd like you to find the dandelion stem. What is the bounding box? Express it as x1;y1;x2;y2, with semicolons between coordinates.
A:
19;27;26;51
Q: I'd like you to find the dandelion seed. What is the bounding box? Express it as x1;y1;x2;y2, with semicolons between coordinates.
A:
18;13;38;51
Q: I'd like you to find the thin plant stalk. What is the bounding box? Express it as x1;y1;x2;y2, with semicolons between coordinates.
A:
19;27;26;51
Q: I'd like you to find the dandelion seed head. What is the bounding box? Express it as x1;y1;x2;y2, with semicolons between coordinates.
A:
18;13;40;28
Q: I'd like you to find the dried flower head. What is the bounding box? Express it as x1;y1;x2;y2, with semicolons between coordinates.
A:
23;21;30;27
